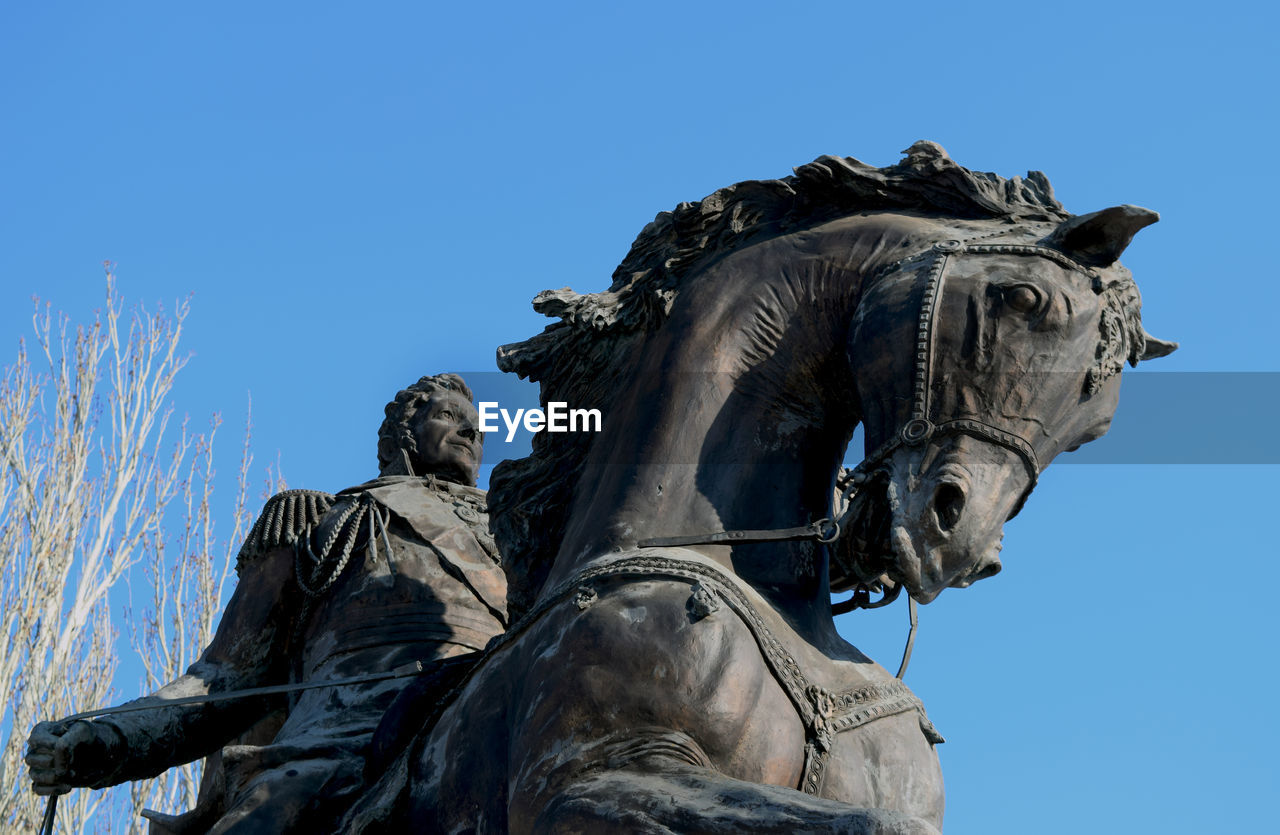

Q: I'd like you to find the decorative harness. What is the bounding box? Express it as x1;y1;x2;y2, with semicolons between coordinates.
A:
390;549;947;799
560;553;947;797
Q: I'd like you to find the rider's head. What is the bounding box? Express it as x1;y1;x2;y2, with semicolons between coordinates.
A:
377;374;482;486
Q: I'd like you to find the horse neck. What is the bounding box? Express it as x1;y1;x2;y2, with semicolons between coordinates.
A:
546;217;926;635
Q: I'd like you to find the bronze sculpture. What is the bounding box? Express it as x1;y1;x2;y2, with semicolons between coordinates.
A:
26;143;1179;833
344;143;1176;833
26;374;507;833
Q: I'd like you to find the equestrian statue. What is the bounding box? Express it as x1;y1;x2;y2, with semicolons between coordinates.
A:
344;141;1177;834
27;143;1177;833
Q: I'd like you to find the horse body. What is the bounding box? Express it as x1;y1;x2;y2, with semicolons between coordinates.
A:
345;145;1175;833
412;553;945;833
420;214;995;831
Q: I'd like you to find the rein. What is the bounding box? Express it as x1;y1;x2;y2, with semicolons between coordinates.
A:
639;518;841;549
56;661;430;724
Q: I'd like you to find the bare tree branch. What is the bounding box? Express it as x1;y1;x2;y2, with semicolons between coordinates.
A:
0;268;271;833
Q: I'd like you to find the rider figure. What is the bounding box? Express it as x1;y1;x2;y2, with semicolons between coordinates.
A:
26;374;507;833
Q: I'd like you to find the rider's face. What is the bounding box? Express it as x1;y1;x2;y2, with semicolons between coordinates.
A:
409;392;482;485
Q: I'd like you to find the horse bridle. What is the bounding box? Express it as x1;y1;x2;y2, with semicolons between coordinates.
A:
837;238;1096;509
643;237;1097;543
639;236;1099;664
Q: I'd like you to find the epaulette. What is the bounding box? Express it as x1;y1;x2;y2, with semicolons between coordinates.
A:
236;489;335;574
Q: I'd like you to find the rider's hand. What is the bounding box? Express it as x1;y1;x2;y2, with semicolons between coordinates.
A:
25;719;125;795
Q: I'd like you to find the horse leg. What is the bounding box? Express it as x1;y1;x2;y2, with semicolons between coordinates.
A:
536;759;940;835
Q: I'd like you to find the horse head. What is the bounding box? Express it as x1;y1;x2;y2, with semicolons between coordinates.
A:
843;207;1177;603
494;143;1179;620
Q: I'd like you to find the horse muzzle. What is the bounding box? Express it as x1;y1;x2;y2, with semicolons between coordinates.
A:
880;440;1023;602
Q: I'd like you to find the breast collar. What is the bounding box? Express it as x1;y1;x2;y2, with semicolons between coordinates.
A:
432;548;947;799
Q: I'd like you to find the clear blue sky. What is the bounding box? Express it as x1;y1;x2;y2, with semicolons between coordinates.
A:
3;2;1276;832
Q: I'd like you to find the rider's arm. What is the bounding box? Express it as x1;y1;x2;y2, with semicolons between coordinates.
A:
26;543;297;793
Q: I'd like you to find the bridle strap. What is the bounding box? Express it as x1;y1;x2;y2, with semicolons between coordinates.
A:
637;239;1091;595
847;240;1076;501
846;416;1039;511
934;419;1038;484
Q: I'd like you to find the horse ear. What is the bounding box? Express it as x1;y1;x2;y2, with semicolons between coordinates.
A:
1139;332;1178;362
1047;205;1159;267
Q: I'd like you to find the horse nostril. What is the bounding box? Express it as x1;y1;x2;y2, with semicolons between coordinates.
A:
972;559;1002;581
934;483;965;532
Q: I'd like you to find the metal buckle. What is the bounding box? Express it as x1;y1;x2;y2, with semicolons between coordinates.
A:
900;418;934;445
813;518;841;544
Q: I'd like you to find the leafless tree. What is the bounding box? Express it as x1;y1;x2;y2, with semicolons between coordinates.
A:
0;269;272;833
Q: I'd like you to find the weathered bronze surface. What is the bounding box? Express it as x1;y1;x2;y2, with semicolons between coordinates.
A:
25;374;506;832
344;143;1175;833
28;144;1177;833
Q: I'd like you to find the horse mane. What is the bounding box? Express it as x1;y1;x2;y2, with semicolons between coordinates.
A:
489;141;1071;617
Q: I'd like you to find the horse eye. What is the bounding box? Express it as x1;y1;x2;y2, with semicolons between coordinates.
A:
1003;284;1041;314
